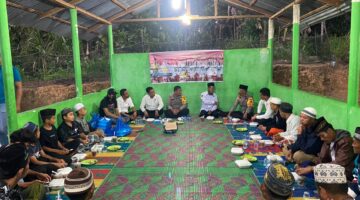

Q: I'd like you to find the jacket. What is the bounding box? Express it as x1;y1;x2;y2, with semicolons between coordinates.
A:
290;124;323;156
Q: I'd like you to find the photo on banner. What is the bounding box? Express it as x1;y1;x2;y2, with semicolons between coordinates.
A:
149;50;224;83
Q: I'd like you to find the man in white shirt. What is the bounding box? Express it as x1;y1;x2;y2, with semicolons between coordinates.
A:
117;89;137;121
199;82;224;118
251;87;273;121
139;87;164;119
273;102;300;145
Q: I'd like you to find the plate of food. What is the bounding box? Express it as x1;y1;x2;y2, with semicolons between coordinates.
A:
213;120;223;124
117;137;129;142
235;159;252;168
261;140;274;146
176;120;184;125
236;127;248;132
231;118;240;123
107;145;121;151
49;178;65;190
240;154;258;162
250;134;262;140
80;159;98;166
249;122;259;127
232;140;245;146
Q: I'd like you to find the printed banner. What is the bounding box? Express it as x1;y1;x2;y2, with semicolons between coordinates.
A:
149;50;224;83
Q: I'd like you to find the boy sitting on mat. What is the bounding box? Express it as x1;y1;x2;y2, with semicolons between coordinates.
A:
39;109;72;165
227;84;254;120
258;97;286;136
74;103;104;138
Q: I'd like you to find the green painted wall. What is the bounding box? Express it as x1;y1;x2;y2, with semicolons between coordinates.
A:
16;90;107;128
269;83;360;133
112;48;271;114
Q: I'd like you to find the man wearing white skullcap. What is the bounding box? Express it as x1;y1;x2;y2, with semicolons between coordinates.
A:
314;164;353;200
257;97;286;137
284;107;323;164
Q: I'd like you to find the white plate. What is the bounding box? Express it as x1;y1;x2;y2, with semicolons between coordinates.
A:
49;178;65;190
249;122;259;127
91;144;104;152
206;116;215;120
72;153;87;161
177;117;183;121
250;134;262;140
235;160;252;168
266;155;283;163
104;136;116;143
261;140;274;146
56;167;72;176
231;118;240;122
231;147;244;155
146;118;155;122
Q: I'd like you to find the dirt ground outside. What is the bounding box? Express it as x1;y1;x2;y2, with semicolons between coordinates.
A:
21;78;110;112
272;62;359;104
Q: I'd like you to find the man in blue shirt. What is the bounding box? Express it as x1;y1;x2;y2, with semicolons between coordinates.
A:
0;56;23;146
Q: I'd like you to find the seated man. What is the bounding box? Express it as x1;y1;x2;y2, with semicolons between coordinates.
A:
258;97;286;136
284;107;322;164
99;88;120;120
39;109;72;164
349;127;360;199
227;84;254;120
199;82;224;118
139;87;164;119
251;87;273;121
165;86;189;118
74;103;104;138
260;163;295;200
117;89;137;121
273;102;300;145
295;117;354;181
11;123;66;178
64;168;95;200
0;143;47;200
314;164;353;200
58;108;88;150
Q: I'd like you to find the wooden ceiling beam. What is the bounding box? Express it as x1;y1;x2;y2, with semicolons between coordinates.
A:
316;0;343;6
249;0;257;7
7;1;95;33
282;4;331;28
50;0;111;24
111;0;128;10
39;0;84;19
88;0;154;32
114;15;267;23
224;0;290;23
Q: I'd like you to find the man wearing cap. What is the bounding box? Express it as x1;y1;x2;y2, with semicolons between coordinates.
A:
285;107;322;164
314;164;353;200
117;89;137;121
39;108;72;165
74;103;104;138
165;86;189;118
0;143;29;199
348;127;360;199
260;163;295;200
64;168;95;200
58;108;87;150
139;87;164;119
251;87;273;121
99;88;120;120
199;82;224;118
273;102;300;145
258;97;286;136
227;84;254;120
295;117;354;181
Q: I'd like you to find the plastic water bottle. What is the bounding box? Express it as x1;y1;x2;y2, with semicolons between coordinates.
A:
254;140;259;151
303;191;310;199
243;140;249;150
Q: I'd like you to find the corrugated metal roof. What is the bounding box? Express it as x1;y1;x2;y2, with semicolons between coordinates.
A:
6;0;339;41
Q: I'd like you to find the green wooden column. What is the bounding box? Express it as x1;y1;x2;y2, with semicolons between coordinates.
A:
291;4;300;90
108;25;114;87
0;0;18;134
347;0;360;107
70;9;83;97
268;19;274;85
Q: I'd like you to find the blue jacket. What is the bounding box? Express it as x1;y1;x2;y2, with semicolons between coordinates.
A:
289;125;323;155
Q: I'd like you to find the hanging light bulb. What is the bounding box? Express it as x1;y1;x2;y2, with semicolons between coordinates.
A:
181;15;191;26
172;0;182;10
